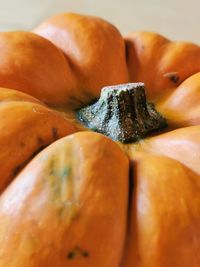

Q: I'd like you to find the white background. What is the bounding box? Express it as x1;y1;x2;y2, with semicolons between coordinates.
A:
0;0;199;44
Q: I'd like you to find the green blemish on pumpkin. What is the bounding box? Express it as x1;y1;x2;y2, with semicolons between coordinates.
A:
49;159;56;176
45;155;78;222
48;161;74;204
61;166;71;181
46;158;64;199
57;200;79;221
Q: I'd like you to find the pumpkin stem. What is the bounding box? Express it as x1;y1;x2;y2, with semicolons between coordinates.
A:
77;83;167;143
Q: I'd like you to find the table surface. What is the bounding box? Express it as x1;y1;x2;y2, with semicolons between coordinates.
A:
0;0;199;44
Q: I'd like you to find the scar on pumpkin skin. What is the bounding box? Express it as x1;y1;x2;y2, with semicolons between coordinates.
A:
67;246;89;260
163;72;180;83
51;127;58;140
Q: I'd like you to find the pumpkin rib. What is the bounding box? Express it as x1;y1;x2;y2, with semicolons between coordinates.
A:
158;72;200;128
0;131;129;267
122;152;200;267
0;88;78;193
128;125;200;175
125;31;200;102
33;12;130;107
0;87;43;105
0;31;77;107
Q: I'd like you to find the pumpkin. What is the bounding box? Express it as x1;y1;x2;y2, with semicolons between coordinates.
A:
0;31;77;106
33;13;129;108
0;87;77;192
0;12;199;267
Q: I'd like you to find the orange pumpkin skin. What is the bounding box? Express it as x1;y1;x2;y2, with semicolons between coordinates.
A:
125;31;200;101
120;125;200;267
122;151;200;267
0;132;129;267
0;31;77;107
33;13;129;106
118;71;200;267
158;72;200;128
0;87;77;193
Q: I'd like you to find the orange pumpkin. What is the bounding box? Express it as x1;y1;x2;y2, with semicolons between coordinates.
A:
0;12;200;267
0;31;77;107
33;13;129;107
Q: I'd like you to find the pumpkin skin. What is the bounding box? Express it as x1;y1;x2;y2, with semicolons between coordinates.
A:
0;31;77;107
33;13;129;107
125;31;200;102
121;125;200;267
0;132;129;267
122;151;200;267
0;12;200;267
158;72;200;128
0;87;77;193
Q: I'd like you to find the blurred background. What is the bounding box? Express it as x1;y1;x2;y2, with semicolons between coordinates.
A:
0;0;199;43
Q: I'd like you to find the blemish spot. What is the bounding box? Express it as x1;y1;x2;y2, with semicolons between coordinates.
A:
67;251;76;260
51;127;58;140
163;72;180;83
67;246;89;260
83;251;89;257
62;167;71;177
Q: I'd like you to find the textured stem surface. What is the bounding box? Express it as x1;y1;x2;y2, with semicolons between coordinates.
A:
77;83;167;143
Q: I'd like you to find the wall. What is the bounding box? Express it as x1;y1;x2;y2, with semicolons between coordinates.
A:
0;0;199;43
